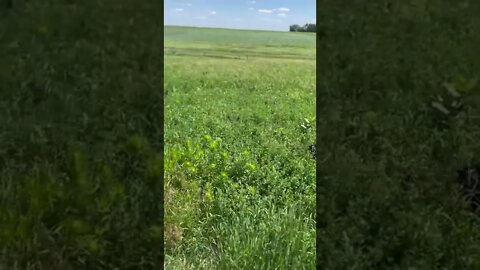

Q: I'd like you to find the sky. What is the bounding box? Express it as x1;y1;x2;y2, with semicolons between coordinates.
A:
164;0;316;31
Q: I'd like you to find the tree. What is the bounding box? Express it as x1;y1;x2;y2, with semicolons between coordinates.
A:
289;24;301;32
289;23;316;32
305;23;316;32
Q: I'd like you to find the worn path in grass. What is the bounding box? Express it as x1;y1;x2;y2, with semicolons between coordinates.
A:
164;26;316;269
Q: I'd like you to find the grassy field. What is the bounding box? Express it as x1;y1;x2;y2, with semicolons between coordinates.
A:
164;26;316;269
1;1;162;268
318;1;480;269
165;26;315;61
9;1;480;268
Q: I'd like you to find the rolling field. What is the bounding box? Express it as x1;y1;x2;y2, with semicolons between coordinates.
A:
164;26;315;60
164;26;316;269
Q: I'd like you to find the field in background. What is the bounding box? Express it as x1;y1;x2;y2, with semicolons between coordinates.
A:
165;25;315;60
164;26;316;269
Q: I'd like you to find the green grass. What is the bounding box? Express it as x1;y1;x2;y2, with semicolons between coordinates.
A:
0;1;162;268
165;26;316;60
165;25;316;47
318;1;480;269
164;26;316;269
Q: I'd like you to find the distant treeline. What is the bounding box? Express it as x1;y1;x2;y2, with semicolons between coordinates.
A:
289;23;316;32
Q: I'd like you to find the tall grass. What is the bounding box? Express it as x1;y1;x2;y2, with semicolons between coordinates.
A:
317;1;480;269
0;1;162;268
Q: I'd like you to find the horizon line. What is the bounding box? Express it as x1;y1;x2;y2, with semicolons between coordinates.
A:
164;24;317;33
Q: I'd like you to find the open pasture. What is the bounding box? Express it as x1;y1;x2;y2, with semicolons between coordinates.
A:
164;26;316;269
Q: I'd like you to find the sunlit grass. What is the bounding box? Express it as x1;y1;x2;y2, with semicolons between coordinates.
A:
164;26;316;269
